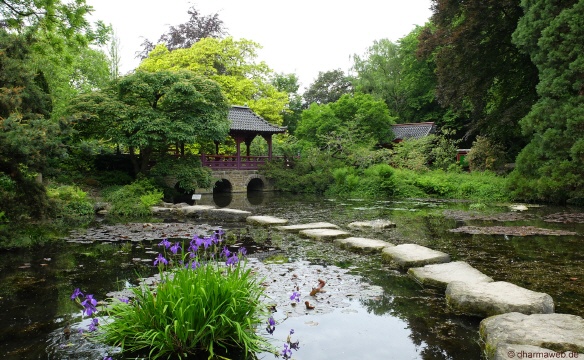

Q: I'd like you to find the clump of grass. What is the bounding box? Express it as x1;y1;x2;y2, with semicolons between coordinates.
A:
99;233;273;359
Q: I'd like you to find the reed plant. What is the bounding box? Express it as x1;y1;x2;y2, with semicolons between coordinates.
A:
98;233;272;359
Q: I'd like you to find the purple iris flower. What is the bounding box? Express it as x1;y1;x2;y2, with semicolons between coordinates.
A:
226;254;239;266
193;235;204;248
221;246;231;258
70;288;83;300
238;247;247;256
118;297;129;304
154;253;168;266
290;329;295;335
190;261;200;270
104;357;113;360
170;242;181;255
281;343;292;358
88;318;99;332
81;295;98;317
202;236;213;249
290;291;301;303
158;239;171;248
266;316;276;335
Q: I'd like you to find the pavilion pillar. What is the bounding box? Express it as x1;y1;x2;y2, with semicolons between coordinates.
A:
234;135;243;169
263;134;273;160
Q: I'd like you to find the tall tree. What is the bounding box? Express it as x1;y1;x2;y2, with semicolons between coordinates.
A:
509;0;584;203
0;30;67;219
139;37;288;124
68;70;230;175
302;69;353;108
136;5;226;59
352;29;445;125
271;73;302;134
418;0;539;157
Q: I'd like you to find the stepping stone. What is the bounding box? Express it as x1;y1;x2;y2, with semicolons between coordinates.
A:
446;281;554;317
208;208;252;221
492;343;583;360
334;237;395;253
246;215;289;226
276;222;340;232
381;244;450;269
480;312;584;359
299;229;351;241
348;219;396;229
408;261;493;289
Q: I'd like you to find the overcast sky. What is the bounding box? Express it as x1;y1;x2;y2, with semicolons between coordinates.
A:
88;0;432;90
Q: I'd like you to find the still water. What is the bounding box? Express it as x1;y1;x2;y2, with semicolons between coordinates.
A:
1;192;583;359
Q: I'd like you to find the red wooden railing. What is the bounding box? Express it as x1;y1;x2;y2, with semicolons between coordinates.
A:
201;154;284;170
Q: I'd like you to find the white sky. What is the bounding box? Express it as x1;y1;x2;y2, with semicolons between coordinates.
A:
87;0;432;90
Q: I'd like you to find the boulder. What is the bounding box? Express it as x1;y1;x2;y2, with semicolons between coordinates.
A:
276;222;340;232
408;261;493;289
480;312;584;359
299;229;351;241
334;237;394;253
246;215;289;226
381;244;450;269
446;281;554;317
348;219;396;229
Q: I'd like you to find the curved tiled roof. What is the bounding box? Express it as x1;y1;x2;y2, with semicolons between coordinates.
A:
229;106;286;134
392;122;436;140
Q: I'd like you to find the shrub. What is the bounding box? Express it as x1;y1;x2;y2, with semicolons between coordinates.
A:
46;185;94;225
104;179;163;218
466;136;506;172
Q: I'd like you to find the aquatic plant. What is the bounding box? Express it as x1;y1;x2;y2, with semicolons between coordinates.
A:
96;231;276;359
70;230;302;359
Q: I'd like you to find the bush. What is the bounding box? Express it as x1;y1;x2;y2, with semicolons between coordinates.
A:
99;234;272;359
466;136;506;172
46;185;95;225
104;179;163;218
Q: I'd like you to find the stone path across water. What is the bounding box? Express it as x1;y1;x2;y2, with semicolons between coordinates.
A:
249;214;584;359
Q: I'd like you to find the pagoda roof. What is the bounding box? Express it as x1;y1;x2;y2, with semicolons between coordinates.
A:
392;122;436;141
228;106;286;134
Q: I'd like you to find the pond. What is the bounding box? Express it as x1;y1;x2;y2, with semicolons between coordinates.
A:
1;192;583;359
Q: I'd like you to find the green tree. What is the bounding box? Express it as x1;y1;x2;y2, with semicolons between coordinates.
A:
302;69;353;108
138;37;288;125
353;27;450;127
296;93;395;150
0;31;68;220
271;72;302;134
509;0;584;203
68;70;229;175
418;0;539;157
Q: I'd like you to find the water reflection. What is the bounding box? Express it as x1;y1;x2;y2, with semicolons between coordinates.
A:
1;194;583;359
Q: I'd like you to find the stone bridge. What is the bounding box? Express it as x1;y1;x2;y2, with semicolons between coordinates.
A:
198;170;274;194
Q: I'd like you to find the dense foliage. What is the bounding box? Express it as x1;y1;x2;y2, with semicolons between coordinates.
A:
508;0;584;203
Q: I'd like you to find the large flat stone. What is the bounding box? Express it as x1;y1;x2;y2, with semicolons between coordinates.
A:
381;244;450;269
276;222;340;232
299;228;351;241
246;215;289;226
348;219;396;229
334;237;394;253
493;343;583;360
208;208;252;221
408;261;493;289
480;312;584;359
446;281;554;317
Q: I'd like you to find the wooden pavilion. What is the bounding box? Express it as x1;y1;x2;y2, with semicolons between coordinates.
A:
200;106;287;170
